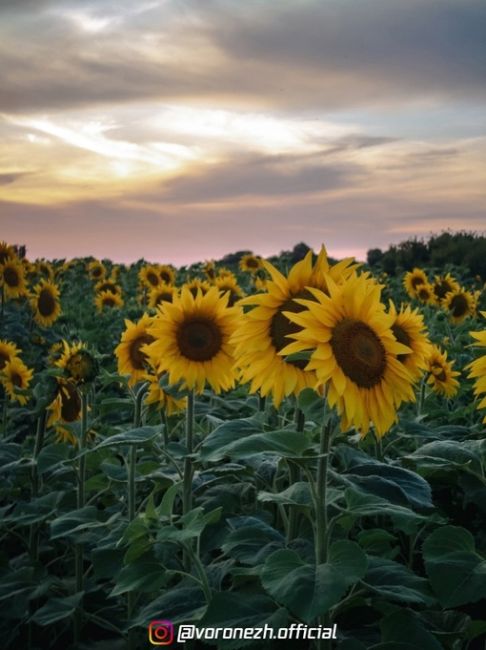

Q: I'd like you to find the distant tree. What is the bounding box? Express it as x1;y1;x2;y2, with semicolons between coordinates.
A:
290;242;312;264
367;248;383;267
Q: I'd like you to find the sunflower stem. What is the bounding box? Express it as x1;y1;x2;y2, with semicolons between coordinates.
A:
74;388;89;647
183;390;195;570
417;375;427;418
287;407;305;542
29;409;47;560
1;397;7;438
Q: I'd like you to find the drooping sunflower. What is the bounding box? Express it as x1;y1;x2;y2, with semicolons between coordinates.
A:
279;272;415;437
0;257;27;299
443;288;476;324
1;357;33;405
56;341;98;385
231;247;360;408
240;254;263;274
159;265;176;286
144;363;187;416
47;381;81;445
139;264;162;289
0;339;20;371
145;286;240;394
215;275;243;306
30;280;61;327
433;273;459;303
426;345;460;397
87;260;106;281
185;278;211;298
148;284;177;309
388;301;431;382
95;279;121;295
95;290;124;312
115;314;155;385
403;268;428;299
0;241;15;264
415;282;436;305
467;311;486;422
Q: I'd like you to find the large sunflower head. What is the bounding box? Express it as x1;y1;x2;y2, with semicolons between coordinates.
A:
30;280;61;327
215;275;244;306
57;341;98;385
159;265;176;286
231;247;359;408
115;314;155;385
148;284;177;309
415;282;436;305
403;268;428;299
239;254;263;274
87;260;106;281
0;339;21;371
139;264;162;289
467;311;486;423
443;288;476;324
47;380;82;445
0;257;27;299
433;273;459;303
145;286;240;394
426;345;460;397
279;272;415;437
1;357;33;405
388;301;432;382
185;278;211;298
95;290;124;312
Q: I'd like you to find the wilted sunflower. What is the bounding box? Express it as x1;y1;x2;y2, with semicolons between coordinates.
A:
240;254;263;274
1;357;33;405
57;341;98;385
232;248;359;408
280;272;415;437
159;265;176;286
215;275;243;306
467;312;486;422
0;257;27;299
30;280;61;327
426;346;460;397
148;284;177;309
433;273;459;303
0;339;20;371
87;260;106;281
388;301;431;382
145;286;240;394
403;268;428;299
47;381;81;445
115;314;155;385
0;241;15;264
185;278;211;298
95;290;124;311
95;279;121;295
139;264;161;289
415;282;436;305
443;288;476;324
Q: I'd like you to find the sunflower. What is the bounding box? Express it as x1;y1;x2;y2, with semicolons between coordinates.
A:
415;282;436;305
443;288;476;324
95;279;121;295
0;241;15;264
202;261;216;281
215;275;243;306
403;268;428;299
30;280;61;327
145;286;240;394
240;254;263;274
47;381;81;445
467;312;486;422
115;314;155;385
56;341;98;385
87;260;106;281
139;265;161;289
253;276;268;292
388;301;431;382
0;257;27;299
144;363;187;415
231;247;360;408
1;357;33;405
148;284;177;309
185;278;211;298
37;260;54;280
0;339;21;371
95;290;124;311
426;345;460;397
433;273;459;303
159;265;176;286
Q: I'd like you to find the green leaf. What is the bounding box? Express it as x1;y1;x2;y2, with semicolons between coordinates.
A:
363;557;436;606
406;441;482;476
261;541;367;622
222;520;284;565
156;507;222;543
159;481;183;517
258;482;312;508
31;592;83;626
133;586;206;628
0;567;34;601
110;556;167;596
423;525;486;607
380;609;442;650
50;506;110;540
94;426;160;450
298;387;325;423
344;488;428;527
36;443;70;474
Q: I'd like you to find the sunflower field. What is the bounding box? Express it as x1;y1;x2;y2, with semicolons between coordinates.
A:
1;239;485;650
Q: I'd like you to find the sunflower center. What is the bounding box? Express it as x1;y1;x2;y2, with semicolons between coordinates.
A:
61;384;81;422
99;282;116;293
331;318;386;388
38;288;56;317
431;363;446;382
160;271;172;283
0;351;9;370
147;272;159;287
11;371;23;387
103;297;115;308
434;280;452;300
449;294;468;317
417;287;430;301
3;266;20;287
177;318;222;361
129;334;155;370
92;267;102;278
246;258;259;268
411;275;425;289
391;323;411;363
156;292;173;305
270;290;314;368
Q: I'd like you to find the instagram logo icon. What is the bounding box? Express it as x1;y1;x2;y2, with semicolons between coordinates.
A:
148;620;174;646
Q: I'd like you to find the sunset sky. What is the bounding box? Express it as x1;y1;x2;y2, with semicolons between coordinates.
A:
1;0;485;265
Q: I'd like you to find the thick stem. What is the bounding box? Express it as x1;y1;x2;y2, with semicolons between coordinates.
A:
74;388;89;647
416;375;427;418
182;391;195;571
2;397;7;438
29;410;47;560
287;407;305;542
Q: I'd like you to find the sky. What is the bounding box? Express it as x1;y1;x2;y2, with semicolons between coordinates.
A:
1;0;485;265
